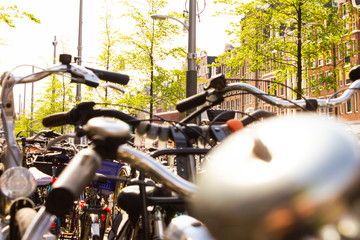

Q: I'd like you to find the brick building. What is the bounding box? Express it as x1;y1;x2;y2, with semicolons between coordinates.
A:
197;0;360;126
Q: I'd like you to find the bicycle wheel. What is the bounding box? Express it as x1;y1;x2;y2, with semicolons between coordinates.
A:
113;165;131;218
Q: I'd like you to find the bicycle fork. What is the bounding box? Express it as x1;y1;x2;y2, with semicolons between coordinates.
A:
152;206;165;240
90;213;100;239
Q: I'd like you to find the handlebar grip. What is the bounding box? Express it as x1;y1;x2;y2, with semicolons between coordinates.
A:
349;65;360;81
176;91;207;113
85;67;129;85
15;207;37;238
46;149;102;217
42;112;69;127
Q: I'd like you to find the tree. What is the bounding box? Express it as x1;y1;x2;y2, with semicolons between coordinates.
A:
84;0;126;106
215;0;356;99
17;75;76;135
0;4;40;27
115;0;187;117
15;112;33;137
0;4;40;44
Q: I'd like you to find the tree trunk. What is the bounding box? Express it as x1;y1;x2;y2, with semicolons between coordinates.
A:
296;0;303;100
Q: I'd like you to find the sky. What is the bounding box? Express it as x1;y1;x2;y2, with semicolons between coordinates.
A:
0;0;240;112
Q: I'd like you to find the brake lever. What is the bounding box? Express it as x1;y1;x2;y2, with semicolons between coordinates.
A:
69;65;100;87
45;134;77;152
180;92;224;123
99;83;126;93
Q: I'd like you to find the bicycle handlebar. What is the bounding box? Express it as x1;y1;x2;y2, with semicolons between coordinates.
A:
117;145;197;197
176;69;360;112
176;91;208;112
221;81;360;109
85;67;129;86
42;102;138;128
42;102;274;144
10;63;129;88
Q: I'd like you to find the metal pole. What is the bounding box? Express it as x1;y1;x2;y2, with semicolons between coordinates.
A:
30;66;34;136
19;94;21;119
186;0;197;98
52;36;58;104
23;84;26;114
186;0;198;121
52;36;58;64
76;0;83;102
75;0;84;145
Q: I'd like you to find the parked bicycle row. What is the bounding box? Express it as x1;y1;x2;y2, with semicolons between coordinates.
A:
1;54;360;240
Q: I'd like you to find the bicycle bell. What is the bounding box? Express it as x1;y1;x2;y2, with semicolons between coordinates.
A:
191;114;360;240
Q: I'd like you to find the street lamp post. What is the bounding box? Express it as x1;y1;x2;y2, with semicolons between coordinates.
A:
52;36;58;103
152;2;197;181
151;0;197;102
151;14;189;31
76;0;83;102
186;0;197;101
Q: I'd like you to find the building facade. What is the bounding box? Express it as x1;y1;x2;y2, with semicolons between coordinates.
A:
197;0;360;125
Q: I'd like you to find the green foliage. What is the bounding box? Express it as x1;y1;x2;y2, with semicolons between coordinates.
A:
15;75;76;135
15;112;34;138
88;0;127;105
0;4;40;27
151;68;186;111
115;68;186;114
215;0;357;98
115;0;187;115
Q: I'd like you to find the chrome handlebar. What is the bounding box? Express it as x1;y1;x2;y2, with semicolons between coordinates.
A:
9;64;99;85
223;80;360;109
117;145;198;197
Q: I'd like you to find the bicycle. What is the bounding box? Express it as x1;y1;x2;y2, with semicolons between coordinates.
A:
15;63;360;239
35;87;273;240
0;53;129;240
35;111;360;240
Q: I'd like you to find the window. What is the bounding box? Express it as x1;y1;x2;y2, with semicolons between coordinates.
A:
236;99;240;110
216;66;221;75
226;101;230;110
340;104;343;114
266;82;271;93
310;75;316;92
355;93;358;112
345;78;351;85
310;60;316;68
318;58;324;66
339;75;343;86
344;42;351;64
318;73;325;88
342;4;349;18
346;99;352;113
345;56;351;63
279;86;284;96
302;79;309;94
326;57;332;65
338;48;342;60
352;16;357;31
231;100;235;110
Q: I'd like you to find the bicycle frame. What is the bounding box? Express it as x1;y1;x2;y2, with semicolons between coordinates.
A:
0;72;22;169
